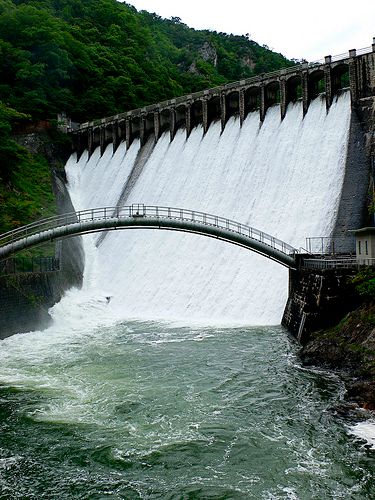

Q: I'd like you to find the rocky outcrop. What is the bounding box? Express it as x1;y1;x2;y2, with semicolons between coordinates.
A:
188;41;218;75
0;272;64;339
198;41;217;66
301;303;375;409
241;55;256;71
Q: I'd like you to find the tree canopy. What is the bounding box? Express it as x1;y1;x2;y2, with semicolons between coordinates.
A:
0;0;293;122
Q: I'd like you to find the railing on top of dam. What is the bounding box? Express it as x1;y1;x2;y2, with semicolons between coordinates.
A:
70;41;375;159
0;204;298;265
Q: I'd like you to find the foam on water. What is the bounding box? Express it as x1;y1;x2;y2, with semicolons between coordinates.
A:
65;93;351;326
349;421;375;449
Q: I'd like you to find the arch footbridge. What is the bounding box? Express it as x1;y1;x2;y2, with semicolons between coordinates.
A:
0;204;298;268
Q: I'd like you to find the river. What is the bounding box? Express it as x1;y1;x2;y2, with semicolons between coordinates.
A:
0;314;374;498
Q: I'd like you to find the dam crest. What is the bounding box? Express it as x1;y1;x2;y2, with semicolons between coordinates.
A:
71;42;375;158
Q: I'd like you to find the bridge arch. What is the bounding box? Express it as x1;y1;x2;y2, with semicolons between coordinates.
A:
244;86;261;115
207;95;221;127
160;109;171;134
308;69;325;100
143;112;155;143
286;74;303;106
175;104;186;129
190;100;203;129
265;81;281;110
0;205;297;269
225;90;240;119
331;63;349;95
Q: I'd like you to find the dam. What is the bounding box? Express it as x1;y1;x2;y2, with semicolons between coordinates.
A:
53;44;372;326
1;43;375;328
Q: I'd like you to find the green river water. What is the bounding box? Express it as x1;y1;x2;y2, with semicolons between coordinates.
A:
0;321;374;499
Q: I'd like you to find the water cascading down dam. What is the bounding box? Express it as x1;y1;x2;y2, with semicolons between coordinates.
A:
63;46;374;327
66;95;349;325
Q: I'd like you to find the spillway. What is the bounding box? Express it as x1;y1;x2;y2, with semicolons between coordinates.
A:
65;92;351;326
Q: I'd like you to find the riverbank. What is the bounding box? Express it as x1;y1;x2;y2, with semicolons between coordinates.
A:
300;301;375;410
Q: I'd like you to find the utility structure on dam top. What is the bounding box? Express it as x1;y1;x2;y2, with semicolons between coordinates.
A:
71;40;375;159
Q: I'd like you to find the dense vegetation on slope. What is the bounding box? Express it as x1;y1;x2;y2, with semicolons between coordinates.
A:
0;104;56;231
0;0;293;232
0;0;292;121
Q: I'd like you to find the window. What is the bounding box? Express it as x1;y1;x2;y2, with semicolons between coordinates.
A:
366;240;369;255
358;240;361;255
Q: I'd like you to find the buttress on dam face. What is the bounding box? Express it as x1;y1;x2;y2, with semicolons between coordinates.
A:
63;93;352;326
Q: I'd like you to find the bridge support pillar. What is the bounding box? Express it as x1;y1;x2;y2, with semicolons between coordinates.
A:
324;56;333;110
87;128;94;159
112;120;120;153
239;89;245;126
302;70;310;116
220;92;227;132
170;109;176;142
125;118;133;150
186;104;192;138
349;54;359;104
99;126;106;156
139;115;146;146
203;99;209;134
260;85;266;122
154;111;161;142
356;58;366;99
280;78;287;120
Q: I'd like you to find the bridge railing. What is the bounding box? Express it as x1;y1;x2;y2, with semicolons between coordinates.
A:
0;205;297;257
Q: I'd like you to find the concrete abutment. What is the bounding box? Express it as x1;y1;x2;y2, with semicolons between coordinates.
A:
281;257;359;344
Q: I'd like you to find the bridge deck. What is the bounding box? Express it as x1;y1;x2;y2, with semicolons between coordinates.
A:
0;205;298;268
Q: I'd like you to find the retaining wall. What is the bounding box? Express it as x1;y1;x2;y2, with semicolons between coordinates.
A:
282;258;359;344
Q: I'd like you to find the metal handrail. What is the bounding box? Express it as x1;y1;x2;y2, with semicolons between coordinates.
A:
0;204;297;256
302;257;375;270
77;45;373;130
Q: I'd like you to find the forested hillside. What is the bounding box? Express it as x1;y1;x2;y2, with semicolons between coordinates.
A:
0;0;294;232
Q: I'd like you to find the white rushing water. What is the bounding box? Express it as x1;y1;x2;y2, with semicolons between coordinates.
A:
349;421;375;448
64;93;351;326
